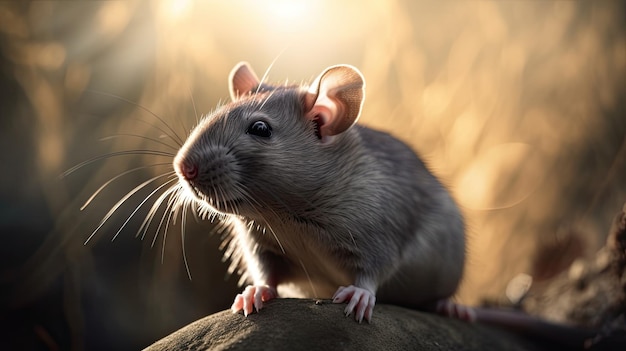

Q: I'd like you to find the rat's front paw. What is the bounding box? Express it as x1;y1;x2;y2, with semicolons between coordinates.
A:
332;285;376;323
231;285;277;316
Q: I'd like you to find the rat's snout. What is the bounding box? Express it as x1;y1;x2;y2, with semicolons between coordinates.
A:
180;162;198;181
173;154;198;181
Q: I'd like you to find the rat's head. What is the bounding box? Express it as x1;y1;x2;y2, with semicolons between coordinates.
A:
173;62;365;217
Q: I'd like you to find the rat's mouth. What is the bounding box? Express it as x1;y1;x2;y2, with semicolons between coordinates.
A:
177;180;202;201
178;180;244;214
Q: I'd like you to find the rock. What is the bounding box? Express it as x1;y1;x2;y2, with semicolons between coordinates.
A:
520;202;626;349
144;298;545;351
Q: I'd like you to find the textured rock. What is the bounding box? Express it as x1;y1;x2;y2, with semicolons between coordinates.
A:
144;299;545;351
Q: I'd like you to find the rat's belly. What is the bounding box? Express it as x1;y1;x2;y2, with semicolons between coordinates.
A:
277;248;354;299
277;280;342;299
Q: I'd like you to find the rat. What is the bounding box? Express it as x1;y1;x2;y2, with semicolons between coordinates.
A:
170;63;601;347
172;61;472;323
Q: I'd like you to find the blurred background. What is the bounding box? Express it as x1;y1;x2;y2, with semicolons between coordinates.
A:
0;0;624;349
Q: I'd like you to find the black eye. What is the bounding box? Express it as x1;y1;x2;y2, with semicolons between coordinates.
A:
247;120;272;138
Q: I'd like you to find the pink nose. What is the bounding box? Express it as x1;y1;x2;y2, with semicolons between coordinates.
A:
177;160;198;180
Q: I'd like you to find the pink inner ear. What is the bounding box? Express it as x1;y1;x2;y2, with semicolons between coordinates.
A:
305;106;330;139
312;116;323;139
305;92;341;138
229;62;260;101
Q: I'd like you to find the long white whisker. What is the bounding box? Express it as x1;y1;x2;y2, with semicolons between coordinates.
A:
151;187;180;247
240;187;313;295
86;90;185;146
100;134;179;151
130;118;184;147
81;164;172;211
188;87;199;126
139;185;179;240
235;185;286;255
84;172;173;245
171;194;182;226
111;176;178;242
181;199;192;280
189;201;200;222
297;257;318;298
61;150;175;179
260;217;284;255
258;89;277;111
255;49;286;95
161;190;182;263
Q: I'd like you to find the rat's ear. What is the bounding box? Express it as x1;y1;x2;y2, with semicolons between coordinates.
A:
304;65;365;140
229;62;260;101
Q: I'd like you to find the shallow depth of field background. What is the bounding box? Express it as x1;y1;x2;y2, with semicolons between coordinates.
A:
1;0;624;350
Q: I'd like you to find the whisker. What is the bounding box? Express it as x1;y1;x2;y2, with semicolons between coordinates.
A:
176;116;189;144
199;200;219;222
61;150;175;179
83;172;174;245
189;201;201;222
161;189;188;264
151;187;180;247
87;90;185;146
235;184;286;255
99;134;179;151
297;256;318;298
240;185;316;297
255;213;285;254
130;118;185;147
188;87;199;126
258;89;276;111
181;199;193;280
255;49;286;95
81;164;173;211
171;194;183;226
111;176;178;242
161;193;178;264
139;185;179;240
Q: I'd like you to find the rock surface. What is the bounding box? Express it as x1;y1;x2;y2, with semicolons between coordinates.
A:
144;298;546;351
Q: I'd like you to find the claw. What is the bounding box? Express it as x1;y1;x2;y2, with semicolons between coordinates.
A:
231;285;277;316
332;285;376;323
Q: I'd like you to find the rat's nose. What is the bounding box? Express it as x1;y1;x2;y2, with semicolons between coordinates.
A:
174;156;198;181
181;162;198;180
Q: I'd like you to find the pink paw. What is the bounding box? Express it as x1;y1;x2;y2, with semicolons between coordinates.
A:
231;285;277;316
435;298;477;322
332;285;376;323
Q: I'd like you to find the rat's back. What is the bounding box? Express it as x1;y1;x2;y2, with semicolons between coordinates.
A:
352;125;466;308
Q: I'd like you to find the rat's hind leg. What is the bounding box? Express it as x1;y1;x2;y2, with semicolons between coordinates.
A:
231;285;278;316
434;298;477;322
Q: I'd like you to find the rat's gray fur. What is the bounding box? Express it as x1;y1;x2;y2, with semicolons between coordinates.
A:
174;70;465;309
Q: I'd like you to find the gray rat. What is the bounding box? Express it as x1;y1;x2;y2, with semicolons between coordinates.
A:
172;62;470;323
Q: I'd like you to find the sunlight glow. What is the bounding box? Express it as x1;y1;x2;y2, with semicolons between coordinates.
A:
268;0;308;20
157;0;193;23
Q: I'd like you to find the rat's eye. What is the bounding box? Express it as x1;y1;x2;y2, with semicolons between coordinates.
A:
246;120;272;138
